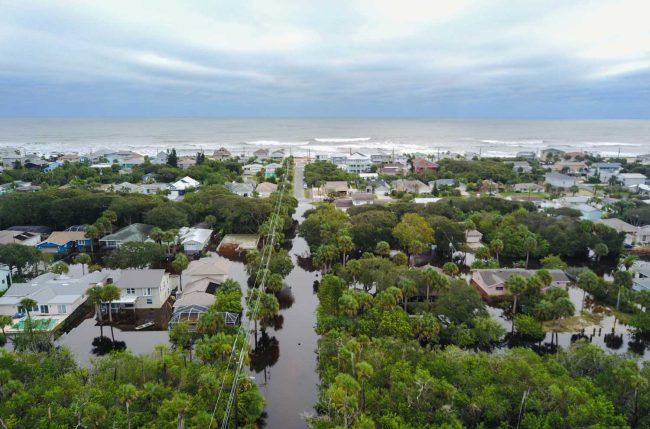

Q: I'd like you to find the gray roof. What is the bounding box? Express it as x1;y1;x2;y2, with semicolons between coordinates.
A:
100;223;153;243
112;269;165;289
474;268;569;288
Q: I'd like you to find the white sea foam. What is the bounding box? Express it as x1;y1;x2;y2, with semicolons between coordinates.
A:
245;140;309;146
313;137;371;143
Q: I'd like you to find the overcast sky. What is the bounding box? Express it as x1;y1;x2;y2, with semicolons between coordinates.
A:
1;0;649;118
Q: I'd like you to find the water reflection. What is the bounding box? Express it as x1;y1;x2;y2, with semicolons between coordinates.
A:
91;336;127;355
488;285;650;360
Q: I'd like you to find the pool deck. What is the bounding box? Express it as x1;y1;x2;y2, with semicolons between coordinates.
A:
6;314;68;334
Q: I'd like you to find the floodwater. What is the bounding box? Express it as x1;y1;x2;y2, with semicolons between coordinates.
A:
249;163;320;428
487;285;650;361
55;317;170;366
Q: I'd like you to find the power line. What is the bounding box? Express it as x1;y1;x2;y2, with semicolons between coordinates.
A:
208;158;291;429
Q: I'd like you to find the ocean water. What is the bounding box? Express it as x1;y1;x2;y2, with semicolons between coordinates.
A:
0;118;649;158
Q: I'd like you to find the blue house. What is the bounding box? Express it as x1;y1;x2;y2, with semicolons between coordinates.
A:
264;162;282;178
37;231;91;254
44;162;62;172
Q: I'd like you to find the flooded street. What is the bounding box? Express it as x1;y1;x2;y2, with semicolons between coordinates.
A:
251;163;319;428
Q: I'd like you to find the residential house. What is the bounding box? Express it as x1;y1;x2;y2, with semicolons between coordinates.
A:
513;183;544;193
254;148;269;161
6;225;51;236
169;256;236;331
323;181;350;197
111;269;174;310
471;268;570;299
594;218;647;246
392;179;432;194
330;154;349;166
0;230;42;246
358;173;379;180
58;153;81;163
544;172;578;188
346;152;372;173
512;161;532;173
263;162;282;178
37;231;91;254
255;182;278;197
270;149;285;161
365;179;391;196
540;148;565;160
465;230;483;250
429;179;456;187
243;163;264;176
574;203;602;221
178;156;197;169
552;161;588;175
44;161;62;172
151;151;169;165
213;147;231;160
412;157;438;174
516;151;537;160
334;199;353;210
99;223;154;249
413;197;442;204
140;183;170;195
618;173;647;187
632;261;650;291
0;266;11;292
225;181;255;197
380;163;408;175
591;162;622;182
169;176;200;199
368;149;391;164
178;227;213;256
0;270;114;318
351;192;374;206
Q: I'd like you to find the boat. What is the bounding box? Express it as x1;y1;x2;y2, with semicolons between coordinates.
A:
135;321;155;330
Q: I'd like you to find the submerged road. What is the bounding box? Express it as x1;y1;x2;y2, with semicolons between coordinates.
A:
255;160;320;428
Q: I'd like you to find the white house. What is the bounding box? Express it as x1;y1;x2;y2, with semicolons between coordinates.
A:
111;269;174;310
178;227;213;255
465;229;483;249
618;173;647;187
0;270;113;318
590;162;622;182
0;230;42;246
595;218;650;246
544;173;578;188
169;176;200;199
346;152;372;173
512;161;532;173
0;265;11;292
243;163;264;175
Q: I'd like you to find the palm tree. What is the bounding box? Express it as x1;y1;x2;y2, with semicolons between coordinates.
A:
117;384;138;429
336;232;355;267
356;361;373;413
505;275;528;330
86;285;105;337
524;236;537;269
442;262;459;277
73;253;92;275
102;284;122;342
399;279;417;311
84;225;101;253
423;268;450;305
374;241;390;257
0;315;13;336
172;253;189;291
18;297;37;319
490;239;504;266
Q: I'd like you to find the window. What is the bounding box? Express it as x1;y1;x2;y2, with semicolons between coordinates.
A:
126;288;136;295
146;298;153;305
57;304;67;314
496;286;504;291
143;288;152;296
39;305;49;314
